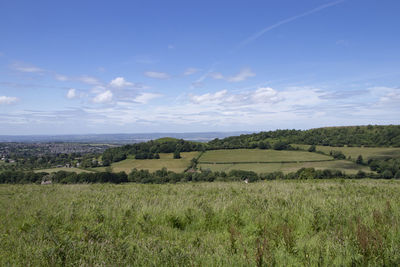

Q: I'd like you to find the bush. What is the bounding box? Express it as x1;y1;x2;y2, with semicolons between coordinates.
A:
308;145;316;152
356;155;364;165
273;141;291;150
330;150;346;160
382;170;393;179
173;150;181;159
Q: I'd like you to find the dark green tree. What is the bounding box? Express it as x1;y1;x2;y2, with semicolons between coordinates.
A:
173;150;181;159
356;155;364;165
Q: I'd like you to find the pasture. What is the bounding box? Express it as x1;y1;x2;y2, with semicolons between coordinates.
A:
293;145;400;160
1;180;400;266
199;149;332;163
93;151;199;173
197;149;368;174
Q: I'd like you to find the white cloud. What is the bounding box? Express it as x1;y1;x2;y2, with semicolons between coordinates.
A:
184;68;199;76
168;44;175;49
134;93;162;104
370;87;400;106
90;85;107;94
12;62;44;73
109;77;133;88
251;87;280;103
209;68;255;82
0;96;18;105
2;85;399;133
189;86;324;110
66;89;77;99
227;68;256;82
209;72;224;80
79;76;100;85
93;90;113;103
144;71;170;79
190;90;228;104
55;74;68;81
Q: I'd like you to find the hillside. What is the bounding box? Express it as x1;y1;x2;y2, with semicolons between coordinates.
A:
208;125;400;149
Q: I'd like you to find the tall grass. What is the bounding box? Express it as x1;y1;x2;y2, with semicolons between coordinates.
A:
1;180;400;266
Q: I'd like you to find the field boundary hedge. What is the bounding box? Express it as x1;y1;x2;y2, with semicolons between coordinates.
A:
198;159;335;164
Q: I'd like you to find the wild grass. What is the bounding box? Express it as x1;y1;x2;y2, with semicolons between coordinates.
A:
199;149;332;163
1;180;400;266
199;160;370;174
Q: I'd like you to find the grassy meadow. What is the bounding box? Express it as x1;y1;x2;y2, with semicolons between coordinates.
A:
199;149;332;163
93;151;199;173
197;149;368;174
1;180;400;266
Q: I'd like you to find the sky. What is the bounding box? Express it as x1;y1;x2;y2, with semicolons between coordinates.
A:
0;0;399;135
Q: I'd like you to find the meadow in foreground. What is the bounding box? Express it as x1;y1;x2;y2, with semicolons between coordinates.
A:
1;180;400;266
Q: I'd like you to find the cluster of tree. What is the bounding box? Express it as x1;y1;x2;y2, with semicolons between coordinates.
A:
0;171;48;184
367;158;400;179
1;153;77;170
2;167;396;184
329;150;346;159
0;170;128;184
102;138;205;163
208;125;400;149
0;150;104;170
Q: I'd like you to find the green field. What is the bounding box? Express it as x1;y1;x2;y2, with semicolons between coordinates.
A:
197;149;368;174
93;151;199;173
34;167;93;174
199;149;332;163
294;144;400;160
1;180;400;266
199;160;371;174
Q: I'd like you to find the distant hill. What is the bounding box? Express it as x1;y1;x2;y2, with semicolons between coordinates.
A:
0;132;250;143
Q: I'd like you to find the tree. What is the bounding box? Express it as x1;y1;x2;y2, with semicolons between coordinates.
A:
173;150;181;159
308;145;316;152
258;141;271;149
382;170;393;179
330;150;345;160
356;155;364;165
356;170;366;178
273;141;290;150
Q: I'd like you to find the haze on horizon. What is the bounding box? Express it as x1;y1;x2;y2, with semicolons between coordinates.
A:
0;0;399;135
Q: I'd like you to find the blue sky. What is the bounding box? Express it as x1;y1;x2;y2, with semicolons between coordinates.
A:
0;0;399;134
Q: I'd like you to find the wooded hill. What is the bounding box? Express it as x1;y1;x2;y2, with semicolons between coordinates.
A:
208;125;400;149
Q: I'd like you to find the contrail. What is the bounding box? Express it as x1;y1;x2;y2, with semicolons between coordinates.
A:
234;0;346;51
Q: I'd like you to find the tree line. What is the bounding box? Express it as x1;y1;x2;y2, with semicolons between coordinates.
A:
208;125;400;149
2;166;399;184
102;138;205;164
